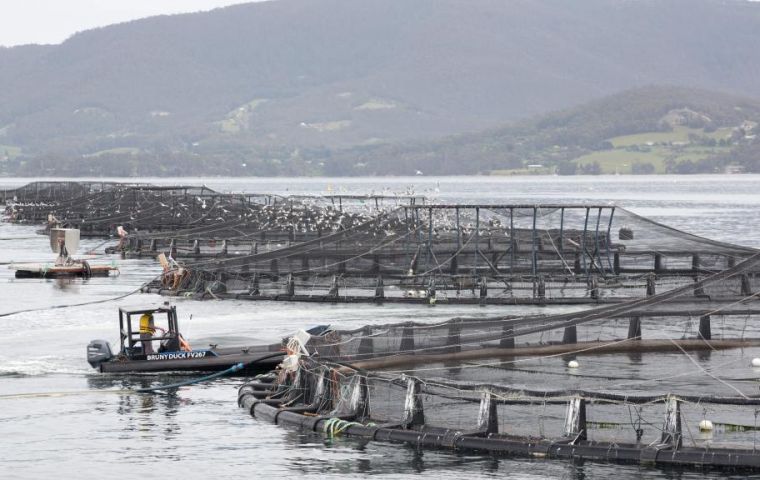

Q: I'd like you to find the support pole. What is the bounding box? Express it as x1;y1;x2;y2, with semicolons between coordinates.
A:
285;273;295;297
374;275;385;302
628;316;642;340
402;377;425;427
562;325;577;344
500;325;515;349
661;395;683;449
249;272;260;295
646;273;656;296
563;396;587;442
400;324;415;352
698;315;711;340
445;320;462;353
477;389;499;435
741;274;752;297
328;275;339;298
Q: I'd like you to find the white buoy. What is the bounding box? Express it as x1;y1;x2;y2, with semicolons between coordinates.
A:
567;360;580;369
752;358;760;367
699;419;714;432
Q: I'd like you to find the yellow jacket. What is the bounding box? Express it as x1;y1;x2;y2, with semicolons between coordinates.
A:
139;314;155;335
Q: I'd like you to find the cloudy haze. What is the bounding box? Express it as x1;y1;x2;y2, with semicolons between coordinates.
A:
0;0;259;47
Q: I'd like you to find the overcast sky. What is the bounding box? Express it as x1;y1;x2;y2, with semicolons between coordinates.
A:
0;1;261;47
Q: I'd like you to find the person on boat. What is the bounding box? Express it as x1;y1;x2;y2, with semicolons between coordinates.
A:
139;313;155;354
139;313;165;354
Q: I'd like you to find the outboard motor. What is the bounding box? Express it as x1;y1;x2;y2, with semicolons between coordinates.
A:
87;339;113;368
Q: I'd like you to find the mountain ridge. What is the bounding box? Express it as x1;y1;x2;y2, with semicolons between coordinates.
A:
3;0;760;174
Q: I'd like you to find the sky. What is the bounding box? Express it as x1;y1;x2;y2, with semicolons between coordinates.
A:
0;0;261;47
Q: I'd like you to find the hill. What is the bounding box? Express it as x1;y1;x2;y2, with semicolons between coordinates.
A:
323;86;760;175
3;0;760;175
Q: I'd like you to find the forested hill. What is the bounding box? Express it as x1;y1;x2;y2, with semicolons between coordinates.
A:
3;0;760;175
323;86;760;175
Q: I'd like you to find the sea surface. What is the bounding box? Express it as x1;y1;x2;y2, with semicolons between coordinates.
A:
1;175;760;479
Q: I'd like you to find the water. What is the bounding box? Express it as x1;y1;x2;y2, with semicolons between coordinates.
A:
1;175;760;479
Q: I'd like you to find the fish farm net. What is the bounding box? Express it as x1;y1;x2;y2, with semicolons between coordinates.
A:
239;255;760;469
141;204;757;304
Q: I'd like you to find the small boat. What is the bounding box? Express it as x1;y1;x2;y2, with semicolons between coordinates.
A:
86;305;303;374
11;261;116;278
11;228;118;278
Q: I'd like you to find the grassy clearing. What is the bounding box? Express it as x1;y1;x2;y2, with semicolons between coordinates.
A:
573;145;732;174
574;149;667;173
610;126;697;147
219;98;268;133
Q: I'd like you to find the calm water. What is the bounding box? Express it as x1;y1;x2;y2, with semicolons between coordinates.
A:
1;175;760;479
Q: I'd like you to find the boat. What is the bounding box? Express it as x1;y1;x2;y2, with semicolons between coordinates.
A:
86;305;300;374
10;228;118;278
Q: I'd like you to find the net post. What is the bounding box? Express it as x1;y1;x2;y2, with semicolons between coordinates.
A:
301;254;310;278
646;274;656;296
400;323;415;352
562;325;577;344
741;274;752;296
402;377;425;427
248;272;260;295
221;239;228;256
563;396;587;442
348;375;370;420
169;238;177;258
698;315;712;340
285;273;295;297
149;238;157;252
270;258;279;282
661;395;683;449
500;324;515;349
536;275;546;300
193;239;201;255
374;275;385;302
328;275;339;298
477;389;499;435
445;320;462;353
628;316;642;340
588;275;599;300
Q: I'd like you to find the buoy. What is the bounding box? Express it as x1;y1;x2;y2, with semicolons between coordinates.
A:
567;360;580;369
699;419;714;432
751;358;760;367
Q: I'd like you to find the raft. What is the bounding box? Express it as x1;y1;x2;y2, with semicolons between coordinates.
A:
10;262;117;278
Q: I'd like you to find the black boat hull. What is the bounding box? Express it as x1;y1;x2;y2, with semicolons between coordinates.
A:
98;348;283;374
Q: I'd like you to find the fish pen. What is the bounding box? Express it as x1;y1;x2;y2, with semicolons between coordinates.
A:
147;204;759;305
238;255;760;471
112;193;424;257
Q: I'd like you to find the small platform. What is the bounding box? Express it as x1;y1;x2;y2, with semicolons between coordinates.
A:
10;263;118;278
